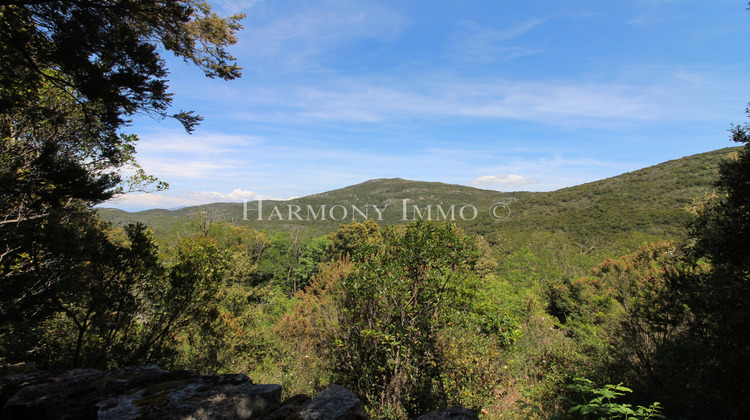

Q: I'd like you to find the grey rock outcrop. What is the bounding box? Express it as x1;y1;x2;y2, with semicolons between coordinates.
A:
1;363;477;419
1;364;281;419
295;385;368;420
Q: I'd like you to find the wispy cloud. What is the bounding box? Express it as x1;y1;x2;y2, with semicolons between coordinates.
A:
232;74;735;128
237;1;407;72
211;0;263;14
626;14;667;26
469;155;635;192
104;189;285;211
132;132;265;180
134;161;230;180
471;174;537;189
185;188;282;202
136;132;262;155
448;18;549;61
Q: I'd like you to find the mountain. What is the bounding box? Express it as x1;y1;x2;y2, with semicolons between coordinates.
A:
464;146;736;253
97;147;738;247
98;178;530;241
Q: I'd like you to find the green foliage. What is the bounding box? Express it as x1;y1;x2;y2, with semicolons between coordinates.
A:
64;222;167;369
509;314;585;417
648;113;750;419
293;235;332;288
553;378;665;420
1;208;158;367
0;0;243;130
272;259;356;395
438;299;521;413
167;236;228;321
2;17;742;414
332;221;480;418
327;219;381;259
0;0;244;371
685;134;750;345
0;0;245;239
692;122;750;269
534;131;750;419
251;231;330;295
0;216;248;372
172;281;295;375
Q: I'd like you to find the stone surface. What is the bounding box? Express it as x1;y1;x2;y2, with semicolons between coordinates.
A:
295;385;368;420
259;394;312;420
0;364;281;420
1;364;472;419
414;405;479;420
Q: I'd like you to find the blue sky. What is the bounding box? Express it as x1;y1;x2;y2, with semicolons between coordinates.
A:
105;0;750;211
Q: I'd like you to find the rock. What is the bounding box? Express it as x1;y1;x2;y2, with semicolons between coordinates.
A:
0;365;378;420
0;363;49;409
3;366;111;419
0;364;281;420
414;406;479;420
97;373;281;420
294;385;368;420
258;394;311;420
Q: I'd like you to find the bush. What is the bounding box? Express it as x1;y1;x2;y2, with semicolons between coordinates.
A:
553;378;665;420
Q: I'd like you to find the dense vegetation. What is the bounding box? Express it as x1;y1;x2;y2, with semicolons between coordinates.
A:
6;143;750;419
3;1;750;419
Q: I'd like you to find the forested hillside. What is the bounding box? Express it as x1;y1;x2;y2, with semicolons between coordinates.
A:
88;145;746;419
97;177;528;239
99;146;734;254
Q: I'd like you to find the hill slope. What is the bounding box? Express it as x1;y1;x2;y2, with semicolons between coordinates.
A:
98;178;530;239
466;147;736;250
97;147;737;247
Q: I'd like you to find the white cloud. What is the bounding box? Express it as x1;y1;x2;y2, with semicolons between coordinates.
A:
448;18;549;61
469;155;638;192
471;174;537;189
127;131;267;182
136;132;262;155
237;1;406;71
210;0;262;15
186;189;278;202
230;69;747;129
103;189;285;211
135;161;231;179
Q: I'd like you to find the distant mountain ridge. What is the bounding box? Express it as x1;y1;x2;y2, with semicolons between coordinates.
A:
97;147;738;246
99;178;525;241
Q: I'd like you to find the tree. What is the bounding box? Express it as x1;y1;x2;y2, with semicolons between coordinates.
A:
0;0;244;366
690;118;750;272
332;221;480;418
687;111;750;343
0;1;243;224
0;217;170;369
46;222;167;369
0;205;119;366
0;0;243;130
327;219;381;259
570;110;750;419
663;110;750;418
293;235;332;291
151;235;229;370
